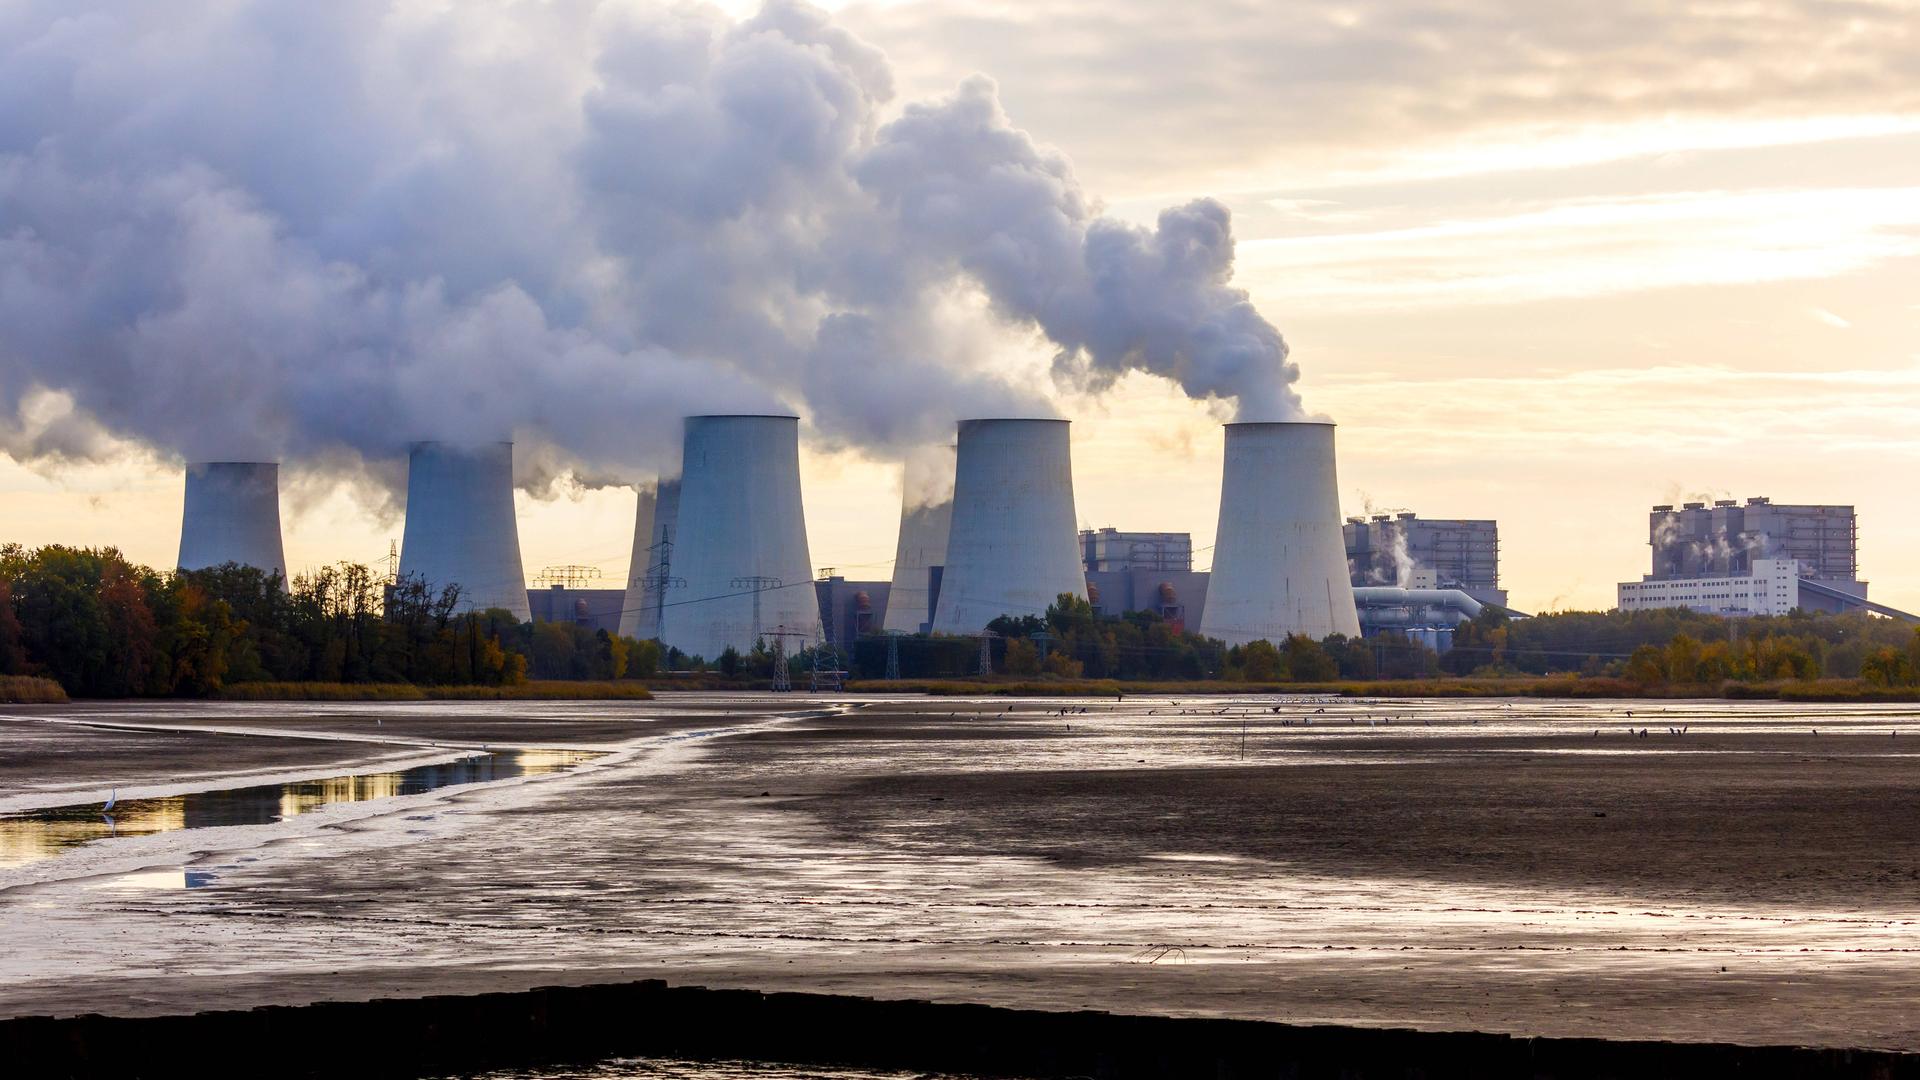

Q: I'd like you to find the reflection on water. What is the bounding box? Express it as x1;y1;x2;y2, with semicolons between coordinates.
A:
86;867;220;891
0;749;599;869
455;1059;979;1080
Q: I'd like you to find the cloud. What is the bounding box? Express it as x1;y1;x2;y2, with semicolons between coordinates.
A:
1316;362;1920;459
1233;186;1920;310
838;0;1920;195
0;0;1299;487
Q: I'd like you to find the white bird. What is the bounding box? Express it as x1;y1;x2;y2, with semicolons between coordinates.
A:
103;788;117;812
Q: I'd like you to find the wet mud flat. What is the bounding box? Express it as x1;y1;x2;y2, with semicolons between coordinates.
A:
6;979;1913;1079
6;696;1920;1064
0;711;426;798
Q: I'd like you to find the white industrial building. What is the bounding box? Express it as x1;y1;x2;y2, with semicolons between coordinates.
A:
618;479;680;641
1615;497;1915;620
397;441;532;620
1200;422;1360;646
658;415;820;659
932;418;1087;635
177;461;288;583
1618;559;1836;617
883;446;955;635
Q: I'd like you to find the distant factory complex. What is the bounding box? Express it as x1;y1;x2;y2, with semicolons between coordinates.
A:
1618;498;1911;621
169;418;1914;663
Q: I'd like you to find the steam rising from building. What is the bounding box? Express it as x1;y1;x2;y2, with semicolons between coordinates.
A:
883;445;956;634
0;1;1303;498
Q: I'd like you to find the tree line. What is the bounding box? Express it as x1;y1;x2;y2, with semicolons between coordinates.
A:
6;545;1916;696
1444;605;1920;685
0;545;660;697
837;595;1920;686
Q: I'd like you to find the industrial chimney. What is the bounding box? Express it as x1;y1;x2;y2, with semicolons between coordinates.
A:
617;478;681;641
657;416;818;660
177;462;288;584
397;441;531;621
931;418;1086;635
882;445;955;634
1199;421;1360;646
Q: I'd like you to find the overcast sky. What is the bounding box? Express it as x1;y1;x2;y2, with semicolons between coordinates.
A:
4;0;1916;612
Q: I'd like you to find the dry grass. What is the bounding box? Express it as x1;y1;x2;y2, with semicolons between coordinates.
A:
846;678;1128;697
844;675;1788;700
425;681;654;700
1776;679;1920;703
218;680;654;701
219;682;428;701
0;674;69;703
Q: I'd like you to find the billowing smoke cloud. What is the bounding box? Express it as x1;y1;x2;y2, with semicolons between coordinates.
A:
0;0;1302;493
900;442;958;510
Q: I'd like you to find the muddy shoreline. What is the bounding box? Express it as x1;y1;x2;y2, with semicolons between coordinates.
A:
6;696;1920;1057
6;980;1913;1079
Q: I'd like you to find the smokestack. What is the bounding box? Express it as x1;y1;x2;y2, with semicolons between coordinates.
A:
931;418;1085;634
617;478;681;641
177;462;288;583
1200;421;1360;646
658;416;818;659
882;445;955;634
397;441;531;621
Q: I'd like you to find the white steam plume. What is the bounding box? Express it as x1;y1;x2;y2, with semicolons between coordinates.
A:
0;1;1303;491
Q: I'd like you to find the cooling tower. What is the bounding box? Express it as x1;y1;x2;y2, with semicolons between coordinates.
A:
931;418;1086;635
882;445;956;634
177;462;288;583
617;478;681;640
397;441;531;621
657;416;818;659
1199;421;1360;646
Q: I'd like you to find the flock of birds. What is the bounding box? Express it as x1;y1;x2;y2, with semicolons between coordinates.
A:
889;697;1907;755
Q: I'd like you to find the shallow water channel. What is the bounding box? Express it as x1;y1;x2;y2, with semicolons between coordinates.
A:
0;748;600;869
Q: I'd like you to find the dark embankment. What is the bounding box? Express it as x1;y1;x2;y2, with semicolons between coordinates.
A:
3;981;1911;1080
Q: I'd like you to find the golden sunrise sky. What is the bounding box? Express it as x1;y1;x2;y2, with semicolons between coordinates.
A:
4;0;1916;613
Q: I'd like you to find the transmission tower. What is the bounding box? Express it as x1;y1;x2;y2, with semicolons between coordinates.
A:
811;624;845;692
770;632;791;693
384;540;399;585
978;631;994;677
641;535;685;635
884;631;902;681
730;575;782;646
534;564;604;588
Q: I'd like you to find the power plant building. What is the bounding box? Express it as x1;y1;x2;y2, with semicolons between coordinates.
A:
527;582;626;633
1345;514;1505;608
816;573;891;651
883;446;955;635
658;415;820;659
618;479;680;641
1616;497;1907;618
177;461;289;583
1199;422;1360;646
932;419;1087;634
397;441;531;620
1080;528;1208;632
